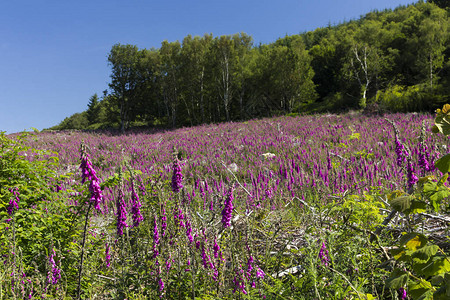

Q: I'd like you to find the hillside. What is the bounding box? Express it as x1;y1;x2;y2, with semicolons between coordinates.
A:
3;111;450;298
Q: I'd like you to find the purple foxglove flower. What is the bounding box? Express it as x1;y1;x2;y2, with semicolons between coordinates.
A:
256;266;265;279
48;249;61;285
116;188;127;236
153;216;159;258
105;243;111;268
171;157;183;193
79;149;103;212
319;241;330;266
201;245;210;269
186;220;193;243
7;189;19;215
158;277;164;292
407;159;418;191
213;238;220;259
161;205;167;237
221;188;234;228
247;255;254;277
418;143;430;174
395;139;406;167
131;183;143;227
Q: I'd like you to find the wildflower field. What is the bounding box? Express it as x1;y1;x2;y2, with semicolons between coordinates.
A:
1;111;450;299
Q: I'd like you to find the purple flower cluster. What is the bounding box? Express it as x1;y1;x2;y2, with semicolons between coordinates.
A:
233;266;247;295
79;150;103;212
221;188;234;228
319;241;330;267
398;287;407;300
418;142;431;174
7;189;20;215
171;157;183;193
247;255;254;276
158;277;164;292
131;182;143;227
153;216;160;258
116;187;127;236
201;243;211;269
407;159;418;191
105;243;111;268
213;238;220;259
256;266;265;279
160;204;167;237
47;249;61;286
186;219;193;243
395;139;406;167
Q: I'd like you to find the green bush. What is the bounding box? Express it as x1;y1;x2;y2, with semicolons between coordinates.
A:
376;84;447;113
0;132;83;298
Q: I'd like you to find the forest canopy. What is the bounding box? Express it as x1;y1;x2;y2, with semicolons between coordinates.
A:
51;1;450;131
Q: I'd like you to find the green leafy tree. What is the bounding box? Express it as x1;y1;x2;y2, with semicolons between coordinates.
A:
180;34;212;125
416;3;448;88
211;35;236;121
428;0;450;9
159;40;182;128
262;36;316;113
138;48;162;125
86;93;100;125
231;33;253;120
51;112;89;130
108;44;143;132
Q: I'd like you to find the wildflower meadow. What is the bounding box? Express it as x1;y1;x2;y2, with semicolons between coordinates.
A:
1;110;449;299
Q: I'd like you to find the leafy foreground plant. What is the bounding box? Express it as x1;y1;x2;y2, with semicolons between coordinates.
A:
385;105;450;299
0;132;82;299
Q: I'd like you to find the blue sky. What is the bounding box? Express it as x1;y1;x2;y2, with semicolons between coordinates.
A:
1;0;415;134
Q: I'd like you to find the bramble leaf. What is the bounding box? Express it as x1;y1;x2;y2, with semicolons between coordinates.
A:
388;190;405;201
411;245;439;264
408;279;434;300
386;268;408;289
432;125;440;133
417;257;450;277
391;248;409;261
434;112;450;136
435;154;450;174
391;195;412;213
408;200;427;214
400;233;427;250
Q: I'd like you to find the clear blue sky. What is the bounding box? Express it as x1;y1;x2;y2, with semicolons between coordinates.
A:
1;0;415;134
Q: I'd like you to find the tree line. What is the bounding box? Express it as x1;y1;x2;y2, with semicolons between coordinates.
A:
51;1;450;131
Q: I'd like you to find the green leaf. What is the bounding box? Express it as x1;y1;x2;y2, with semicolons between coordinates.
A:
446;273;450;297
391;248;408;261
417;257;450;277
438;273;450;299
386;268;409;289
431;274;444;286
411;245;439;264
408;200;427;214
432;125;440;134
422;179;450;212
100;173;120;189
400;233;427;250
391;195;412;213
434;113;450;136
435;154;450;174
408;279;434;300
